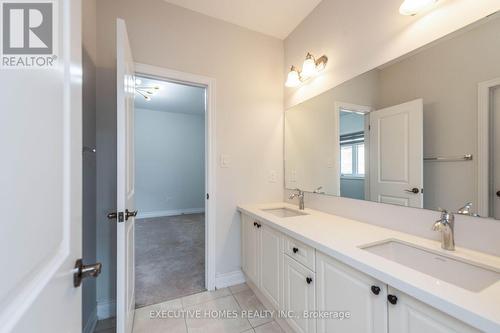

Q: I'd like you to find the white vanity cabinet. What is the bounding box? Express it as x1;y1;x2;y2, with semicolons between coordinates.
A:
316;252;387;333
241;213;260;286
387;287;482;333
260;223;283;310
240;212;485;333
283;254;316;333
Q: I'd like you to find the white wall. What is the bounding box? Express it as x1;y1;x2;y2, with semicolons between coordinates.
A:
135;108;205;216
284;0;500;257
96;0;284;312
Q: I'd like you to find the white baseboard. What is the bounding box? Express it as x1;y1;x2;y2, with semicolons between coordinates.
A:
83;307;98;333
97;298;116;320
215;269;246;289
137;207;205;219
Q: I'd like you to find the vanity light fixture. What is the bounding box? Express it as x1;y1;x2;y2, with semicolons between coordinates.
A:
285;52;328;87
135;78;160;101
399;0;438;16
285;66;302;87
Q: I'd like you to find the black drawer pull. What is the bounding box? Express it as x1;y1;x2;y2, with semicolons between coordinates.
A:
306;277;313;284
371;285;381;295
387;294;398;305
292;247;299;253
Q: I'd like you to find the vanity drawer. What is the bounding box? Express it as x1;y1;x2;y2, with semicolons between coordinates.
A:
284;235;315;271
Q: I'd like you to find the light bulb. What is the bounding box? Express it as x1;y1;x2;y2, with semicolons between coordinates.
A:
285;66;301;87
301;53;317;79
399;0;437;16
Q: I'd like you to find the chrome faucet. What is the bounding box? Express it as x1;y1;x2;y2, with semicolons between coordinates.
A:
289;188;305;210
432;209;455;251
457;202;480;217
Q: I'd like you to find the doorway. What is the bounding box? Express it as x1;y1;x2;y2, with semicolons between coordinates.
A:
132;70;210;308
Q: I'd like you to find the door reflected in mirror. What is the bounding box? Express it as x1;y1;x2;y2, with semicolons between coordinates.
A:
285;13;500;219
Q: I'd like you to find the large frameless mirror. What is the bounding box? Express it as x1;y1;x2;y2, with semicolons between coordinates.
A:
285;13;500;219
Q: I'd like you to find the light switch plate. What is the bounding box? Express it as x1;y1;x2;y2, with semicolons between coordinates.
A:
269;170;277;183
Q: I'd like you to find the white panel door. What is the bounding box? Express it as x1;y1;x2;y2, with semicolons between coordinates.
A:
116;18;136;333
387;287;481;333
242;215;260;286
0;1;82;332
369;99;423;208
493;86;500;219
316;253;387;333
283;255;316;333
260;224;282;310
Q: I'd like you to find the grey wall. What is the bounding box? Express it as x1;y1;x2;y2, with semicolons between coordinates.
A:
95;0;284;315
82;0;97;329
135;108;205;215
377;15;500;211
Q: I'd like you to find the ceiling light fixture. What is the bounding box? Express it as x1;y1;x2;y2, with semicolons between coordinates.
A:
135;78;160;101
285;52;328;87
399;0;438;16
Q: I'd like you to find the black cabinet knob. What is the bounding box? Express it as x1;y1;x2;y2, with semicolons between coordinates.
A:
292;247;299;253
253;222;257;227
306;277;313;284
256;223;261;228
371;285;381;295
387;294;398;305
496;190;500;197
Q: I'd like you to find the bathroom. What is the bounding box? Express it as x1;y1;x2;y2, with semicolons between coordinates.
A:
2;1;500;333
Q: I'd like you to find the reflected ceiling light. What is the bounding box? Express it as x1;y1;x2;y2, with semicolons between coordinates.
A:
399;0;438;16
135;79;160;101
285;52;328;87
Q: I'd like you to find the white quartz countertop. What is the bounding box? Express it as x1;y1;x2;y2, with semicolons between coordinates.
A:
237;202;500;333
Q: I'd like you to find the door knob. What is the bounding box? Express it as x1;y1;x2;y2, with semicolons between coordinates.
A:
125;209;138;220
405;188;420;194
74;259;102;287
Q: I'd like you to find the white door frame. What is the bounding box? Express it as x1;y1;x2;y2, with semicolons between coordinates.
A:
134;63;217;291
477;77;500;217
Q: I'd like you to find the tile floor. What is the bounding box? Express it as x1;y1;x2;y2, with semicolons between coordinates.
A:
132;283;284;333
93;283;282;333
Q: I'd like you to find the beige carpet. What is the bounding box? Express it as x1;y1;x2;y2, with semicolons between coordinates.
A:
135;213;205;308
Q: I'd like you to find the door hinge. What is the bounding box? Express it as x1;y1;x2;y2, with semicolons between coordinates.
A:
107;211;124;222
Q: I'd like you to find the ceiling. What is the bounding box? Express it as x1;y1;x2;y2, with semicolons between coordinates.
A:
162;0;323;39
134;76;205;115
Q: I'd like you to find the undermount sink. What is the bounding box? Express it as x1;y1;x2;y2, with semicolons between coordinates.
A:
262;207;308;218
361;240;500;292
